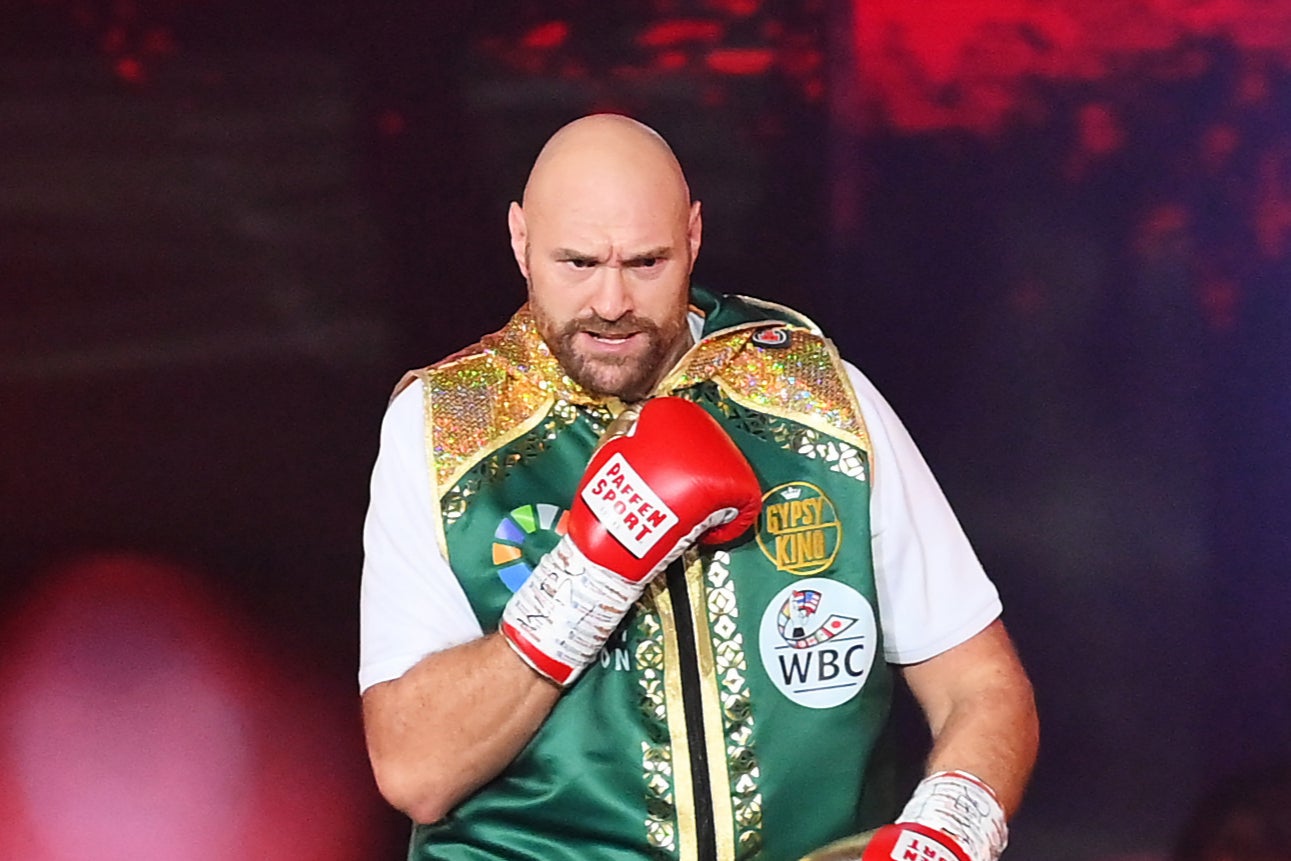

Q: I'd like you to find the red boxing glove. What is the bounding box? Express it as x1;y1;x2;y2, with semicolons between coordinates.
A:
800;772;1007;861
501;397;761;685
857;823;970;861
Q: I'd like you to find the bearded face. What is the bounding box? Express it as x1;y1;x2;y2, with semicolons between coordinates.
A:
529;294;691;402
505;118;703;400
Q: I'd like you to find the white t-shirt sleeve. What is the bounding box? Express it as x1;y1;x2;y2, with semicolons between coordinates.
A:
358;379;483;693
846;361;1002;664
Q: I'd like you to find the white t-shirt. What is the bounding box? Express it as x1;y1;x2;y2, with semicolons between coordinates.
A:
358;359;1001;693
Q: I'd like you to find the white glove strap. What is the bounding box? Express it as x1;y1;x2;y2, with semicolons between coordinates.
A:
501;535;645;684
897;771;1008;861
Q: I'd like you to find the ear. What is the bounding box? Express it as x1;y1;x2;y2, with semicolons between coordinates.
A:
686;200;703;269
507;201;529;279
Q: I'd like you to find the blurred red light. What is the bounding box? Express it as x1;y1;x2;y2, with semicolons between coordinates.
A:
637;20;723;48
114;56;145;83
521;20;569;51
705;47;774;76
378;109;407;137
0;553;376;861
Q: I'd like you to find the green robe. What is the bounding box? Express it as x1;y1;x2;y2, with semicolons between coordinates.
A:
407;288;895;861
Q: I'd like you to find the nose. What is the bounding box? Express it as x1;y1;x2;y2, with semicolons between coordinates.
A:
588;266;632;321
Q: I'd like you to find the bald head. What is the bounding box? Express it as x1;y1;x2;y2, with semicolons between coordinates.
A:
508;114;703;401
510;113;700;274
522;114;691;217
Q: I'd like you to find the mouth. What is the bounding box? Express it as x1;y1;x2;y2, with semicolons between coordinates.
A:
577;329;641;351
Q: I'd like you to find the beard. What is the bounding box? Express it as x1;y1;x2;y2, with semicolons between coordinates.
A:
531;303;690;402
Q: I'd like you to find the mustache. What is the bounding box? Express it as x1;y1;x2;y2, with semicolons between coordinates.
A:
557;313;660;338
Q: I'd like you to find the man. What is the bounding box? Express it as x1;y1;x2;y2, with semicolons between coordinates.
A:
360;114;1039;861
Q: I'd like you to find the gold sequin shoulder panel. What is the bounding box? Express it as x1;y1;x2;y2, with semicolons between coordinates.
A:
665;324;871;456
416;348;554;501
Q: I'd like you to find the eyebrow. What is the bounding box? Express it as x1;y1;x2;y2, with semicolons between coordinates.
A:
622;246;673;265
551;246;675;265
552;248;600;262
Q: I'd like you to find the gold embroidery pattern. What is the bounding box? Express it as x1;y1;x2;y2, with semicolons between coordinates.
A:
421;304;619;500
710;329;870;453
427;307;864;507
416;300;864;859
635;593;676;855
661;330;755;391
422;358;549;492
440;400;584;525
796;432;867;481
697;388;869;485
706;551;764;858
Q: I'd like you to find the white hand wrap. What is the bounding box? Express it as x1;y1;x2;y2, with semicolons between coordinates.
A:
897;771;1009;861
500;534;645;683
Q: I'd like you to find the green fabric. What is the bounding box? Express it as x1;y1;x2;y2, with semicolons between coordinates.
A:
689;285;819;336
413;292;895;860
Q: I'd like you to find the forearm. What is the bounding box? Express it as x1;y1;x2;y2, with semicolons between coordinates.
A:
362;632;560;823
921;672;1039;817
903;619;1039;818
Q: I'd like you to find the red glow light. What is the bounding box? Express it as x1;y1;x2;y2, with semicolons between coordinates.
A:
709;0;763;17
377;109;407;137
114;56;145;83
655;50;689;72
705;47;775;76
1199;278;1240;333
850;0;1291;134
0;553;376;861
521;20;570;51
101;24;127;53
637;19;723;48
143;27;176;56
1075;102;1125;157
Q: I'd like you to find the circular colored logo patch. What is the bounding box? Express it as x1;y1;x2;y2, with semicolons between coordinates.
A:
755;482;841;576
751;326;791;348
757;578;877;709
492;503;568;592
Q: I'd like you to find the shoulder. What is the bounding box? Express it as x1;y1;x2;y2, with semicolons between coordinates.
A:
838;361;894;426
389;336;505;402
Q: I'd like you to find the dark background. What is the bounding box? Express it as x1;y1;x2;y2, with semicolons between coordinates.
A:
3;2;1290;859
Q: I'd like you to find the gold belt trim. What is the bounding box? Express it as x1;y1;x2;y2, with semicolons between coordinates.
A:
655;582;698;861
686;554;738;861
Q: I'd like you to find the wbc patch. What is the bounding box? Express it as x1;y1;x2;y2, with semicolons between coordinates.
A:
758;578;876;709
581;453;679;558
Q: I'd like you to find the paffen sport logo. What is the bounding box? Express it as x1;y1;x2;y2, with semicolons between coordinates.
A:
758;578;876;709
756;482;841;576
581;453;679;558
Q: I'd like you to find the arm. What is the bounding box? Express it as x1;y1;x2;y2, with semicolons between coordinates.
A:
843;359;1038;813
360;381;547;823
900;617;1039;818
360;396;761;823
817;363;1037;860
362;633;560;824
806;621;1037;861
